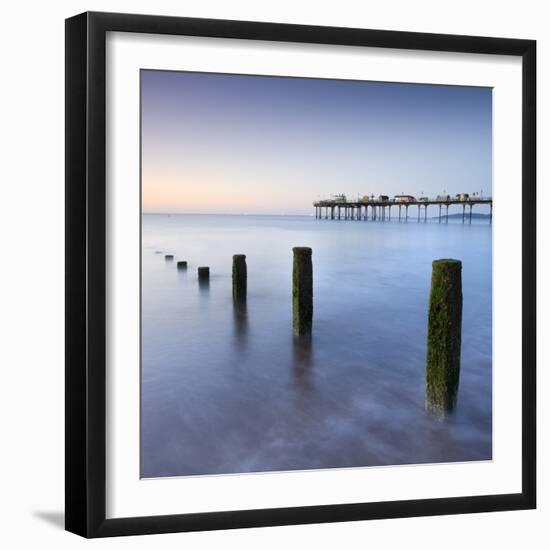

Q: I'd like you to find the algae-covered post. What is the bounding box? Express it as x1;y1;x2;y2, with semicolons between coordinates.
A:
232;254;247;302
292;247;313;336
177;260;188;270
426;259;463;416
198;266;210;282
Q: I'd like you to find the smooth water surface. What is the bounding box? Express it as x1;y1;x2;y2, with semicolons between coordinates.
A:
141;214;492;478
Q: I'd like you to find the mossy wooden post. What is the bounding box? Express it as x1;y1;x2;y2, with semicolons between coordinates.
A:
177;260;187;270
197;266;210;282
232;254;247;302
292;247;313;336
426;259;463;416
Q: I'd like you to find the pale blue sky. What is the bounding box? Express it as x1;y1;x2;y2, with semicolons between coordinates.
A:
141;70;492;214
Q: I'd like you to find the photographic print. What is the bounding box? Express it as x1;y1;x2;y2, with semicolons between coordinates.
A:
140;69;493;479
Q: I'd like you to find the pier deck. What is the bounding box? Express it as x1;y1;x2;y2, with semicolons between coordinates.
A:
313;199;492;223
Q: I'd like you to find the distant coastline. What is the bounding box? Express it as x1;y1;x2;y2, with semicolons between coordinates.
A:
431;213;491;220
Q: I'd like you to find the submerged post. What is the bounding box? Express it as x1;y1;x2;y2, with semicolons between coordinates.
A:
426;259;463;416
198;266;210;282
177;260;188;270
292;247;313;336
165;254;174;261
232;254;247;302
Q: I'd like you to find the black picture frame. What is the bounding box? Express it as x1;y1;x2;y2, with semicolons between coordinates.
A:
65;11;536;538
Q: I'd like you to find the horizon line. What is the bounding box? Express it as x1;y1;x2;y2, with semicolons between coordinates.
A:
142;211;314;216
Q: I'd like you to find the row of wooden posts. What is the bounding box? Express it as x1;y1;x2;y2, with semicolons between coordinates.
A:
163;249;462;416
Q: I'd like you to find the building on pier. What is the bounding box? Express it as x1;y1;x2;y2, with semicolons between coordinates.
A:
394;195;416;203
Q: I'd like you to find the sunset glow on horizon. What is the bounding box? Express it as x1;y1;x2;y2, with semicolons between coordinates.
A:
141;70;492;215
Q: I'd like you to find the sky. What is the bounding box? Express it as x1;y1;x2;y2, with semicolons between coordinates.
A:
141;70;492;215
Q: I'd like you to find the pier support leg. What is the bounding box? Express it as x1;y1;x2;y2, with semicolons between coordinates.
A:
338;206;341;220
425;205;428;222
232;254;247;302
292;247;313;336
399;205;402;221
388;205;391;221
418;205;421;222
405;205;409;221
439;204;442;223
489;203;492;224
426;259;462;416
446;204;449;223
469;204;473;223
462;204;466;223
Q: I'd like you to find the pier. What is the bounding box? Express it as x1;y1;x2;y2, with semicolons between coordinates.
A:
313;197;492;224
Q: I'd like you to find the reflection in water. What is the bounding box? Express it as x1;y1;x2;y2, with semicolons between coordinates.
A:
198;278;210;294
292;334;314;392
233;299;248;350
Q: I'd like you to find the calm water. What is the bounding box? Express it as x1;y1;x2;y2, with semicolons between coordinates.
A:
141;214;492;478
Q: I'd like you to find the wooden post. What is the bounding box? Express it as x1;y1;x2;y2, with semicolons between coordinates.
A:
232;254;247;302
292;247;313;336
198;266;210;282
165;254;174;261
426;259;463;416
177;260;187;270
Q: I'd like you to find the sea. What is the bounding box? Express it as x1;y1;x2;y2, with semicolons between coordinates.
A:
141;213;492;478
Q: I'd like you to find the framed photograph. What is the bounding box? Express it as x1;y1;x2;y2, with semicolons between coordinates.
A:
65;11;536;538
